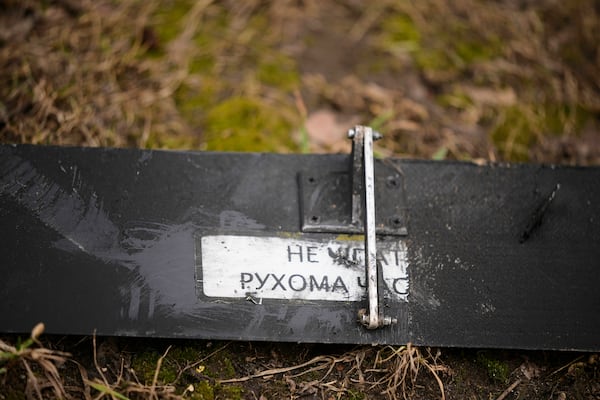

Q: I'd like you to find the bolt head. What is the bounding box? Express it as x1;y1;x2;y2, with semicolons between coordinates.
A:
347;128;355;138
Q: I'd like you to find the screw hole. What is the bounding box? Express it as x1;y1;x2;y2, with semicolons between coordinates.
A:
307;177;316;184
390;216;402;226
310;215;320;223
386;176;398;188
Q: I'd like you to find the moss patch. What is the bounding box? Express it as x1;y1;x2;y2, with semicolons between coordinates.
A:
380;10;503;80
219;384;243;399
379;13;421;53
492;104;590;162
257;54;300;91
477;352;510;383
132;350;178;384
204;97;298;152
131;345;203;385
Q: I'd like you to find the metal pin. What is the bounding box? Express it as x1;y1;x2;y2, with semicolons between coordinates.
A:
349;126;396;329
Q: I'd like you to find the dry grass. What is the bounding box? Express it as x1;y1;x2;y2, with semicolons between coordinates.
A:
1;327;194;400
219;343;448;399
86;342;181;400
1;0;598;161
0;326;451;400
0;323;71;399
0;0;193;148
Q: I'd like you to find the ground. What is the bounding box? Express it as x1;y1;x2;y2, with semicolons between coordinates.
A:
0;0;599;399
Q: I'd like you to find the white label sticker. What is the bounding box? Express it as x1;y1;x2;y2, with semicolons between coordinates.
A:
200;235;409;302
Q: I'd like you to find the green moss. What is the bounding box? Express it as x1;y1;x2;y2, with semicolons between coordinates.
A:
222;357;236;378
144;130;199;150
436;89;474;110
204;96;298;152
145;1;304;153
415;34;502;76
347;389;366;400
132;350;177;384
541;104;590;136
380;12;503;77
190;382;242;400
203;352;236;379
191;381;214;400
491;104;590;162
188;53;216;75
131;346;204;384
380;13;421;52
257;54;300;91
188;11;229;73
219;384;243;400
169;345;203;361
175;78;222;129
455;37;501;65
150;0;228;62
476;353;510;383
152;0;194;45
491;106;535;162
414;48;454;74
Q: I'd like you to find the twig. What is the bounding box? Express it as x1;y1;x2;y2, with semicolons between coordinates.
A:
92;331;113;400
496;379;521;400
149;346;172;400
22;359;43;400
218;355;334;383
177;341;231;382
422;359;446;400
549;355;584;376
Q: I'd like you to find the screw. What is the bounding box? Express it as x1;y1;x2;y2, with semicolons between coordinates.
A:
349;127;382;139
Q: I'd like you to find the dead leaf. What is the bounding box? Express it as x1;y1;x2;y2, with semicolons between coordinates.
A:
519;361;541;380
304;109;358;153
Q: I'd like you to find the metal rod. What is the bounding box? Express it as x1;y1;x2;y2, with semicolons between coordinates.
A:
350;126;397;329
362;126;379;329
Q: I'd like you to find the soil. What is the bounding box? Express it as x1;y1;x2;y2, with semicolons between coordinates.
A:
0;0;599;399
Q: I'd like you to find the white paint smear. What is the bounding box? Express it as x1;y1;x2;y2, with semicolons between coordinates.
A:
200;235;409;302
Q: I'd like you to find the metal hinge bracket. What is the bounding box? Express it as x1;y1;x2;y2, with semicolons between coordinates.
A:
298;135;408;236
298;125;406;329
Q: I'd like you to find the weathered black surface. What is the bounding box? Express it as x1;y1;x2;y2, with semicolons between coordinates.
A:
0;144;598;350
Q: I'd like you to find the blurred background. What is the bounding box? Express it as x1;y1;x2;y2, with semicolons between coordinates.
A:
1;0;599;164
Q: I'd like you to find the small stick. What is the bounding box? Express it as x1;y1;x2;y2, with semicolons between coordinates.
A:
496;379;521;400
218;355;334;384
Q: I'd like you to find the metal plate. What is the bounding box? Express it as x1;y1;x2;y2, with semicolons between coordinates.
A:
298;165;408;235
0;144;599;350
197;234;409;302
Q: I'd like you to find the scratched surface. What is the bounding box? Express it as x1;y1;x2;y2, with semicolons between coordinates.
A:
0;145;598;350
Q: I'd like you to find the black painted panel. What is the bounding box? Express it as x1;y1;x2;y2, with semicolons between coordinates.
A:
0;145;598;350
